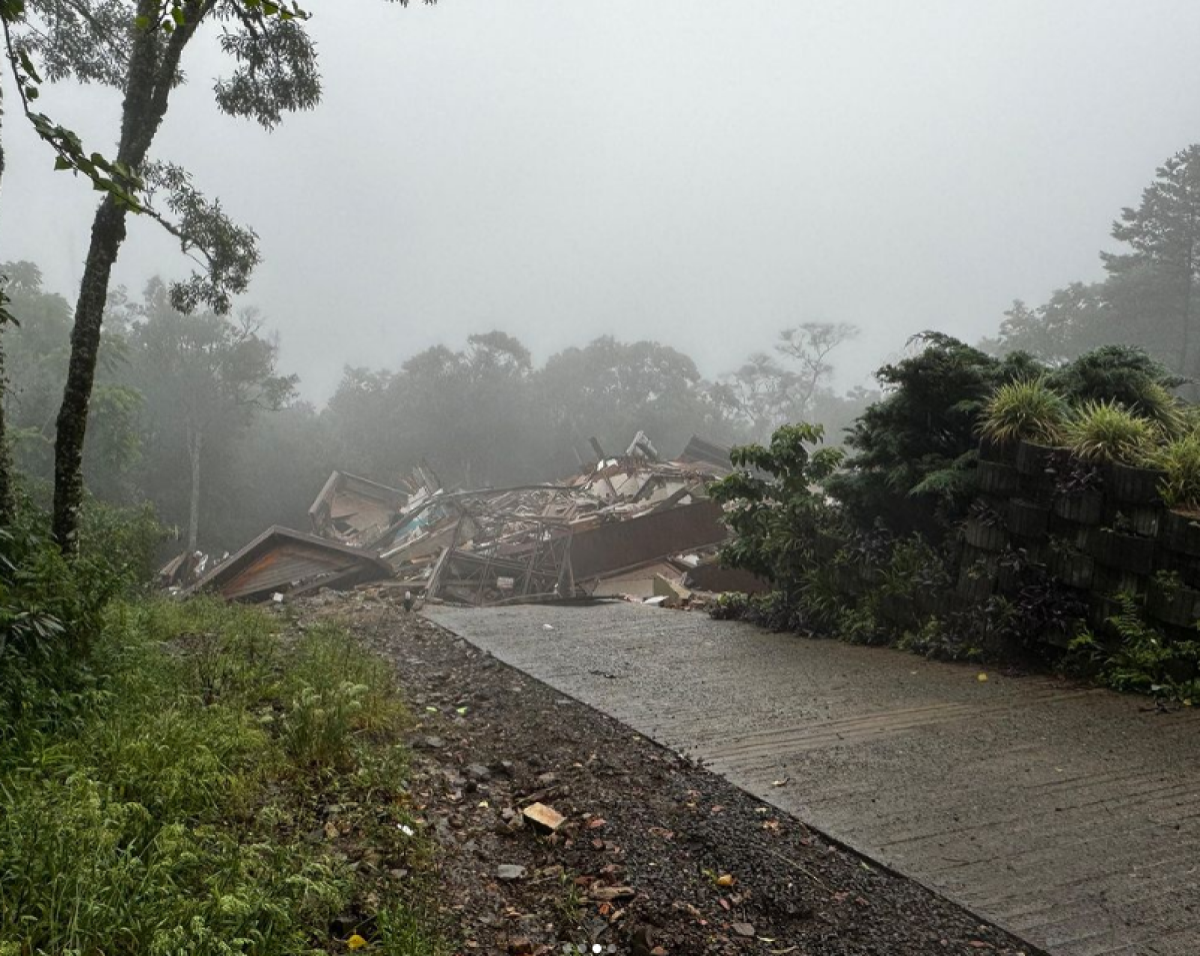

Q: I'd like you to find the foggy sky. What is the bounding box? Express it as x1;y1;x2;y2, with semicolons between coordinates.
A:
4;0;1200;400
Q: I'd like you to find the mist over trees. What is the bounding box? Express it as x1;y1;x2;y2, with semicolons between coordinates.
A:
986;143;1200;395
9;141;1200;561
0;0;434;552
2;261;868;553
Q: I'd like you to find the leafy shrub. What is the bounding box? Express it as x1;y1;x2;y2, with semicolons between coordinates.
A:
1068;594;1200;700
897;616;981;661
0;495;166;738
77;499;167;588
979;376;1068;445
1050;345;1183;410
710;591;753;621
995;570;1087;658
709;591;806;632
711;423;843;600
1064;400;1158;464
0;522;119;734
1155;433;1200;511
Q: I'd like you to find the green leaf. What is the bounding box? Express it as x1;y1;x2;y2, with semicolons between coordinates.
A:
134;14;150;28
53;156;72;171
170;6;185;25
17;49;42;83
0;0;28;22
25;86;38;101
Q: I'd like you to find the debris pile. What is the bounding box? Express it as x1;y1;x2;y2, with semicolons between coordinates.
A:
176;434;768;606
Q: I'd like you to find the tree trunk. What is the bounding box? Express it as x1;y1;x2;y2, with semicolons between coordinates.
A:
187;426;202;553
51;0;207;551
0;335;13;528
52;197;129;550
0;84;14;528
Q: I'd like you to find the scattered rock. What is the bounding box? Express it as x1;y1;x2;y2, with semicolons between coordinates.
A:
466;763;492;781
313;593;1036;956
590;885;635;901
522;801;565;832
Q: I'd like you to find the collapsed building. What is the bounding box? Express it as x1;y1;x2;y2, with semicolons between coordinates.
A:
180;434;767;606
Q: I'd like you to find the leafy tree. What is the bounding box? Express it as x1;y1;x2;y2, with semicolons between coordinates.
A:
2;262;141;502
321;332;744;491
1102;144;1200;384
9;0;432;551
828;333;1041;535
0;276;18;525
985;283;1107;364
715;322;859;443
324;366;397;482
776;321;859;413
987;145;1200;388
126;279;296;552
217;400;334;545
455;331;535;484
715;353;797;443
323;332;540;489
537;336;729;469
710;423;843;602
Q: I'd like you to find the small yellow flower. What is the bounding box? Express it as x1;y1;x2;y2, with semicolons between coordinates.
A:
347;934;368;950
977;673;988;682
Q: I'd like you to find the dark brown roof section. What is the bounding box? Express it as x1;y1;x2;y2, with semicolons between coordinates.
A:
189;526;392;603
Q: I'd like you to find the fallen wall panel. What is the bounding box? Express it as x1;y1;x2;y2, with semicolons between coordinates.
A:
570;499;728;581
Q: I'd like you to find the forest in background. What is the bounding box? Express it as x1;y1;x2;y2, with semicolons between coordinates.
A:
8;143;1200;557
3;263;873;553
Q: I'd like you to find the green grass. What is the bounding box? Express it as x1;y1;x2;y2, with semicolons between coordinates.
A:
0;598;446;956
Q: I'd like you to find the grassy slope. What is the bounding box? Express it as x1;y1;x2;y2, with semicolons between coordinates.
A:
0;598;445;956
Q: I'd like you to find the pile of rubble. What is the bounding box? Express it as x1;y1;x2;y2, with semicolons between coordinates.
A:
168;434;768;607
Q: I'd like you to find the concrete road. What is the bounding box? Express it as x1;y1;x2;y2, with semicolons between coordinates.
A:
426;602;1200;956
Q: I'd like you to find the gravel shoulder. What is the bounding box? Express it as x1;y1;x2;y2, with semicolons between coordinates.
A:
302;592;1036;956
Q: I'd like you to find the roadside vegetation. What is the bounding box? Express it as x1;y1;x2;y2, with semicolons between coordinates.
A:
0;503;445;956
713;338;1200;702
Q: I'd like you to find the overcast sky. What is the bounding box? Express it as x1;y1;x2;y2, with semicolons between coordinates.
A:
4;0;1200;400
